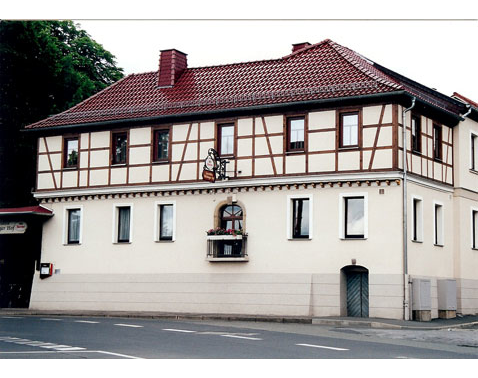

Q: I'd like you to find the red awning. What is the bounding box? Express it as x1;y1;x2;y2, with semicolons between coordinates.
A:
0;205;53;216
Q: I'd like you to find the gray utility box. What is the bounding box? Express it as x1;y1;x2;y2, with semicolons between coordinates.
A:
437;279;457;319
412;278;431;321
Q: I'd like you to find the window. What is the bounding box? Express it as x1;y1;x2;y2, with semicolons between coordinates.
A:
63;207;82;245
472;209;478;249
64;137;79;168
434;202;444;246
471;133;477;171
339;193;368;240
153;129;169;162
287;117;305;151
292;199;309;238
411;115;421;153
155;201;176;241
340;112;359;148
218;204;244;257
345;197;365;239
433;124;442;161
218;124;234;156
287;195;313;240
412;196;423;242
114;205;132;243
112;132;128;165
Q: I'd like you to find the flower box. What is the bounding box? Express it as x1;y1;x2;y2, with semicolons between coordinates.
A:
206;235;243;241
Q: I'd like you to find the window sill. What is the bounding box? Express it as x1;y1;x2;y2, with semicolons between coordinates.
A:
62;167;78;171
471;248;478;251
285;150;305;155
155;239;175;243
338;146;359;151
111;163;127;167
411;239;423;243
469;169;478;175
152;160;169;165
412;150;422;156
113;242;132;245
63;243;81;246
206;256;249;262
341;237;367;240
434;243;444;247
288;237;312;241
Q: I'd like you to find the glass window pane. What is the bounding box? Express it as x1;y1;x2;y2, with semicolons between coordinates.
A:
68;209;80;243
118;207;130;242
293;199;309;238
289;118;304;149
156;130;169;160
220;125;234;155
160;205;173;240
346;198;364;237
113;134;127;164
342;114;358;146
66;139;78;167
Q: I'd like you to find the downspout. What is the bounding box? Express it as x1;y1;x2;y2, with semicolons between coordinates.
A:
402;97;415;321
461;104;472;120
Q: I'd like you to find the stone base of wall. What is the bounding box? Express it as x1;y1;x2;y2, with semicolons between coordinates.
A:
29;272;405;319
457;278;478;315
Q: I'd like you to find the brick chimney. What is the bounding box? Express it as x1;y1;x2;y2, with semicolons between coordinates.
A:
292;42;311;53
158;49;188;87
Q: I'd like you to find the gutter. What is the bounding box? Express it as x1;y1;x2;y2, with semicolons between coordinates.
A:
402;97;416;321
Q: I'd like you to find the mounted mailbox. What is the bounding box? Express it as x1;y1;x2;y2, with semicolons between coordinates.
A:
40;263;53;279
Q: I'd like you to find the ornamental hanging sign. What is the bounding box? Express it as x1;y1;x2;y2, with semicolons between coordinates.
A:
202;148;229;183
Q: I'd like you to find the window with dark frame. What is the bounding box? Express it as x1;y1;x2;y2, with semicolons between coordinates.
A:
433;124;442;161
287;117;305;151
67;208;81;244
472;134;477;171
154;129;170;162
218;124;234;156
473;210;478;249
159;204;173;241
218;204;244;257
340;112;359;148
112;132;128;165
64;137;79;168
412;198;422;242
411;115;421;153
434;203;443;246
344;197;364;239
292;198;309;238
117;206;131;243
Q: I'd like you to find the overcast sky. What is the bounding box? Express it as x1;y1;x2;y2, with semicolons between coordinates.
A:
74;19;478;103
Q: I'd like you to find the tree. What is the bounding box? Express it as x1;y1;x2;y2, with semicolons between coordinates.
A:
0;21;124;207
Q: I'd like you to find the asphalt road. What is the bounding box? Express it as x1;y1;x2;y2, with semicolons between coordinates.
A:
0;315;477;359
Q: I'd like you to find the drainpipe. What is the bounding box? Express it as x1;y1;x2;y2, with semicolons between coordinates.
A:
461;104;472;120
402;97;415;321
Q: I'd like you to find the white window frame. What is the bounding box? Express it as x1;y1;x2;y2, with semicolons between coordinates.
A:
154;200;176;242
411;195;424;242
287;194;313;240
472;207;478;250
433;201;444;247
112;203;133;244
339;192;368;240
62;205;83;245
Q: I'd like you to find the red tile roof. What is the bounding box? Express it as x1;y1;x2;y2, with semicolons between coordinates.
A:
452;92;478;109
25;39;463;130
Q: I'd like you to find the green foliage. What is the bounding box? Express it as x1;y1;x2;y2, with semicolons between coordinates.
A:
0;21;124;207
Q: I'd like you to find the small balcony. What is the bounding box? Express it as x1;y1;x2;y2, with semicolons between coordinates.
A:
206;234;248;262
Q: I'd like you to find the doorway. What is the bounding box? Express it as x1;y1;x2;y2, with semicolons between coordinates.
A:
341;265;369;317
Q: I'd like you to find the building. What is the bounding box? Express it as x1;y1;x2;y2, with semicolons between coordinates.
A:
22;39;478;320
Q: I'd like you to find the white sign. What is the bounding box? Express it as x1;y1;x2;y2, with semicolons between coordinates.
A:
0;222;28;234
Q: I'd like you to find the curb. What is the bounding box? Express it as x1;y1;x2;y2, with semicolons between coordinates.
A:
1;310;477;330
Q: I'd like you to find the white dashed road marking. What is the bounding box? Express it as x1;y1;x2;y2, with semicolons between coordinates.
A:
0;336;86;351
40;318;62;321
114;323;144;328
162;328;197;333
74;320;100;324
96;350;143;359
296;343;349;351
221;334;263;341
1;316;23;319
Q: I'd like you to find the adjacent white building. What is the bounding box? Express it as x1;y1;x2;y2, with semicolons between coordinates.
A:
25;40;478;320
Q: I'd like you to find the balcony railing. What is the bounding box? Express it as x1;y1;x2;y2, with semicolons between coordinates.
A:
206;234;248;261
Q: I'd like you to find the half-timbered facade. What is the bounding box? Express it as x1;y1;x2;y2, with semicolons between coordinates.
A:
24;40;478;320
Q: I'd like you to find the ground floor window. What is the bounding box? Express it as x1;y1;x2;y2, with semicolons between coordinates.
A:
340;193;367;240
434;202;444;246
287;195;313;240
473;209;478;249
155;201;176;242
114;205;132;243
64;206;82;245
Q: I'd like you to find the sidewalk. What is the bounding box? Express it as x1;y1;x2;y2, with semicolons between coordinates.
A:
1;308;477;330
